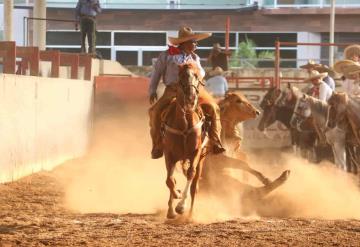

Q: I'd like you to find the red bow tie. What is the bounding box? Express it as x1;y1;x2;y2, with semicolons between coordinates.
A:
312;86;320;97
168;45;181;55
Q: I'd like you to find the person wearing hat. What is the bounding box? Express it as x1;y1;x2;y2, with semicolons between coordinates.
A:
344;44;360;63
148;27;225;159
300;60;336;91
333;59;360;96
307;70;333;102
205;66;229;98
208;43;229;71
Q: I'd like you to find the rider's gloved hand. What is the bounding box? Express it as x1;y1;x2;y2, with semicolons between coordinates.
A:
150;93;158;104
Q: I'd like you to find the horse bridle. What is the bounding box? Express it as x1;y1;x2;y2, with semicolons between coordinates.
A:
178;71;203;112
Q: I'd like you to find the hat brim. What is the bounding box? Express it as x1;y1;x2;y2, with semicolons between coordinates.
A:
333;60;360;74
304;72;328;83
300;63;318;69
168;32;212;45
314;64;337;77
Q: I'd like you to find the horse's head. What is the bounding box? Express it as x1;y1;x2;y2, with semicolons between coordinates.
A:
258;87;282;131
219;92;260;123
177;62;202;111
275;83;297;108
290;93;312;129
327;92;348;128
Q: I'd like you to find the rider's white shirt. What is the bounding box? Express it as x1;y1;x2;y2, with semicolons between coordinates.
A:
318;81;333;101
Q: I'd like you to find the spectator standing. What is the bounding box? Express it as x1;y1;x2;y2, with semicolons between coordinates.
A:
75;0;101;54
208;43;229;71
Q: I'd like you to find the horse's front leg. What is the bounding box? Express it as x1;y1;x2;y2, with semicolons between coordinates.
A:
165;154;181;219
175;149;202;216
189;154;205;218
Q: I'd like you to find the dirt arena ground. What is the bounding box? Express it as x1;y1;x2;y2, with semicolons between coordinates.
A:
1;101;360;246
1;166;360;247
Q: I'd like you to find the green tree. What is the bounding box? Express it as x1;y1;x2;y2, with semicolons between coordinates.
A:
230;37;275;68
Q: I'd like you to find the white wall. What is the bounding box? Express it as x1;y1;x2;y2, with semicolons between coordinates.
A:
0;73;93;182
297;32;322;68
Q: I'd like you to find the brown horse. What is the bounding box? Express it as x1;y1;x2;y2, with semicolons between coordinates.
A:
162;63;208;219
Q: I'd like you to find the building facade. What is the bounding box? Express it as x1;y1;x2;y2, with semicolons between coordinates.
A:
4;0;360;67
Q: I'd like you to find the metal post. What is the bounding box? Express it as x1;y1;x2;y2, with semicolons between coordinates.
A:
329;0;336;66
4;0;14;41
225;16;230;52
33;0;47;50
275;40;280;88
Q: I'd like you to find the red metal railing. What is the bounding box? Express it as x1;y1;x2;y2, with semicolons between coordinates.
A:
0;41;93;80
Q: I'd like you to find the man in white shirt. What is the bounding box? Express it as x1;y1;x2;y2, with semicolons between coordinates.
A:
205;67;229;98
308;70;333;102
300;60;336;91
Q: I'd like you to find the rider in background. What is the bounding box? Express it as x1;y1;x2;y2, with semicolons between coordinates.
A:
205;66;229;98
148;27;225;159
341;45;360;96
300;60;336;91
307;70;333;102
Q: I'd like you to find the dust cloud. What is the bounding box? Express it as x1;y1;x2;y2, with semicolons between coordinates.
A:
60;100;360;222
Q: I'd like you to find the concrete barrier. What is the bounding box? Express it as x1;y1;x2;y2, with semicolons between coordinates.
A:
0;73;93;183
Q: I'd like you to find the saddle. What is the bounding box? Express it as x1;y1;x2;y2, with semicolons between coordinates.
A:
160;98;210;139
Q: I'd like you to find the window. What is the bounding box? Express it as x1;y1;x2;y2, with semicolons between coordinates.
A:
47;31;81;46
197;33;236;47
114;32;167;46
143;51;164;66
116;51;138;65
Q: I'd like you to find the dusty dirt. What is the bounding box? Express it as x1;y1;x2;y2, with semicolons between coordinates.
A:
1;99;360;246
1;169;360;246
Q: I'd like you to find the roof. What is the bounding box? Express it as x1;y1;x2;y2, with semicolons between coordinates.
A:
8;0;258;11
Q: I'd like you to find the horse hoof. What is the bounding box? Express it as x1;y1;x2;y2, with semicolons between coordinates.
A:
175;205;185;215
280;170;291;181
167;211;177;219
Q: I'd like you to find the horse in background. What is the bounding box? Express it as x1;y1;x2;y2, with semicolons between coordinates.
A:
290;87;346;170
257;86;316;160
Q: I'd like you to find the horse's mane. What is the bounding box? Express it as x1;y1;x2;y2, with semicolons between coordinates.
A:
178;62;201;79
291;86;303;99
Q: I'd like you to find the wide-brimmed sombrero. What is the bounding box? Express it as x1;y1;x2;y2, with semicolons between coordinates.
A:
304;70;328;83
314;64;337;78
168;27;212;46
344;45;360;60
300;60;319;70
209;66;224;76
333;60;360;74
